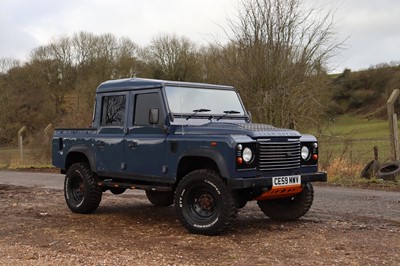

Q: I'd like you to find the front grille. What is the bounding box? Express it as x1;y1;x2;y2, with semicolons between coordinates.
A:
257;140;301;171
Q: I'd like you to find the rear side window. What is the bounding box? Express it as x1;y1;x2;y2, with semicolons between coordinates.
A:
134;93;163;126
101;95;126;126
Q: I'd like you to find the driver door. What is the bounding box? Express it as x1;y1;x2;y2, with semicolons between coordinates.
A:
125;90;168;178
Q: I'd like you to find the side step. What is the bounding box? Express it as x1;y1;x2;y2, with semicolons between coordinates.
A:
97;179;172;192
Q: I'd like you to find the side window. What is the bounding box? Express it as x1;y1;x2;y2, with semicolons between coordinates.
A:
134;93;163;126
101;95;126;126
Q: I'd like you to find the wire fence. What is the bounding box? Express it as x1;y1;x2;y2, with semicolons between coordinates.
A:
317;136;393;180
0;125;53;167
0;127;394;173
319;137;392;166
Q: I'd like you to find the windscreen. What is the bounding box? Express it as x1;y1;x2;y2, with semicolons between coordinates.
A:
165;86;245;115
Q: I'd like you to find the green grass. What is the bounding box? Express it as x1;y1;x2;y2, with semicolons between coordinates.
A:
325;177;400;191
307;114;394;167
323;115;390;139
309;114;400;186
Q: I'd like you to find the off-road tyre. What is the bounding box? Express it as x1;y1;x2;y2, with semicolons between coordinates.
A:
232;191;248;209
174;169;238;235
376;162;400;181
64;162;102;214
257;183;314;221
145;190;174;206
360;160;380;179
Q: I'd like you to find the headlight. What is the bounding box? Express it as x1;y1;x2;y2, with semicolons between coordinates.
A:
242;147;253;163
301;146;310;160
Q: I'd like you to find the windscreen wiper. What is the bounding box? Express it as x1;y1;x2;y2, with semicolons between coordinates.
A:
216;110;241;121
186;108;211;120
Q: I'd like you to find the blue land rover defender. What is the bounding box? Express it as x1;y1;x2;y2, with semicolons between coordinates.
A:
52;78;327;235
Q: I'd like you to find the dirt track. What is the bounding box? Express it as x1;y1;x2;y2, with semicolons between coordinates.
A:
0;171;399;265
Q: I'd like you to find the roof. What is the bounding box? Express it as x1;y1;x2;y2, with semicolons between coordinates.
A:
96;78;234;93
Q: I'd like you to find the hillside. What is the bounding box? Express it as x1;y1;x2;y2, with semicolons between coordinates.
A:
328;64;400;119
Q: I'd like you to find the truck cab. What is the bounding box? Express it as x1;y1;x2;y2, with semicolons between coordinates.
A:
53;78;327;235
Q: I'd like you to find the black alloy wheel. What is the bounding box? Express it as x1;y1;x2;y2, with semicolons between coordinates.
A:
64;162;102;214
174;169;237;235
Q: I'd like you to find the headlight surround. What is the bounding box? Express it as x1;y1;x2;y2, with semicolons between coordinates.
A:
236;142;256;170
242;147;253;163
301;146;310;160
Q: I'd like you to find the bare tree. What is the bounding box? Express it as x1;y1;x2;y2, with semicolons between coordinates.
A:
0;58;20;74
72;31;97;67
114;37;140;78
146;34;202;81
217;0;343;129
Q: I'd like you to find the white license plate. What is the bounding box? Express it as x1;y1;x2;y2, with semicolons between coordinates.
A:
272;175;301;187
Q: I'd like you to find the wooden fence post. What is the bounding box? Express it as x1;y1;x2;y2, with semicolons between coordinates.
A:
387;89;400;161
18;126;27;164
373;146;379;161
44;123;53;139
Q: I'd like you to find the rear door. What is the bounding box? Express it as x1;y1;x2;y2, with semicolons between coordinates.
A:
95;92;128;173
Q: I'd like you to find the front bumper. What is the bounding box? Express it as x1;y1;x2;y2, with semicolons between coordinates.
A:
226;172;327;189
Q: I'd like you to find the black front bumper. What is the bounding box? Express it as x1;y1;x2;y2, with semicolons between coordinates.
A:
227;172;327;189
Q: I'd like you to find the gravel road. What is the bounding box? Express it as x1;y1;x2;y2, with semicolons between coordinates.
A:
0;170;399;265
0;170;398;223
0;170;63;189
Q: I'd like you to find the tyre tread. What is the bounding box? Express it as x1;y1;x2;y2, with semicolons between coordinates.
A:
65;162;102;214
174;169;237;235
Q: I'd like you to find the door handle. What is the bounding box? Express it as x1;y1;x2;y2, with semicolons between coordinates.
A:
128;142;138;149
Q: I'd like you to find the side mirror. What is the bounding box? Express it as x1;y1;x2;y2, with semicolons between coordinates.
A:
149;108;159;125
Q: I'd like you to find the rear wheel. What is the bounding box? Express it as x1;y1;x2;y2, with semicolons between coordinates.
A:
174;169;237;235
145;190;174;206
64;162;102;214
109;188;126;195
257;183;314;221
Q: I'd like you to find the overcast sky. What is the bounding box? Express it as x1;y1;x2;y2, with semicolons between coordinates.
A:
1;0;399;73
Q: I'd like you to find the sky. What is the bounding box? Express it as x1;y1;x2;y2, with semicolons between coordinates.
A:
1;0;400;73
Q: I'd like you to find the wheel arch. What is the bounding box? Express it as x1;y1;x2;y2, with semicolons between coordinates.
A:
176;148;230;181
65;146;96;173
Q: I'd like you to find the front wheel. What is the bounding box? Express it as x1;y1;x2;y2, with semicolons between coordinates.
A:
257;183;314;221
64;162;102;214
174;169;237;235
